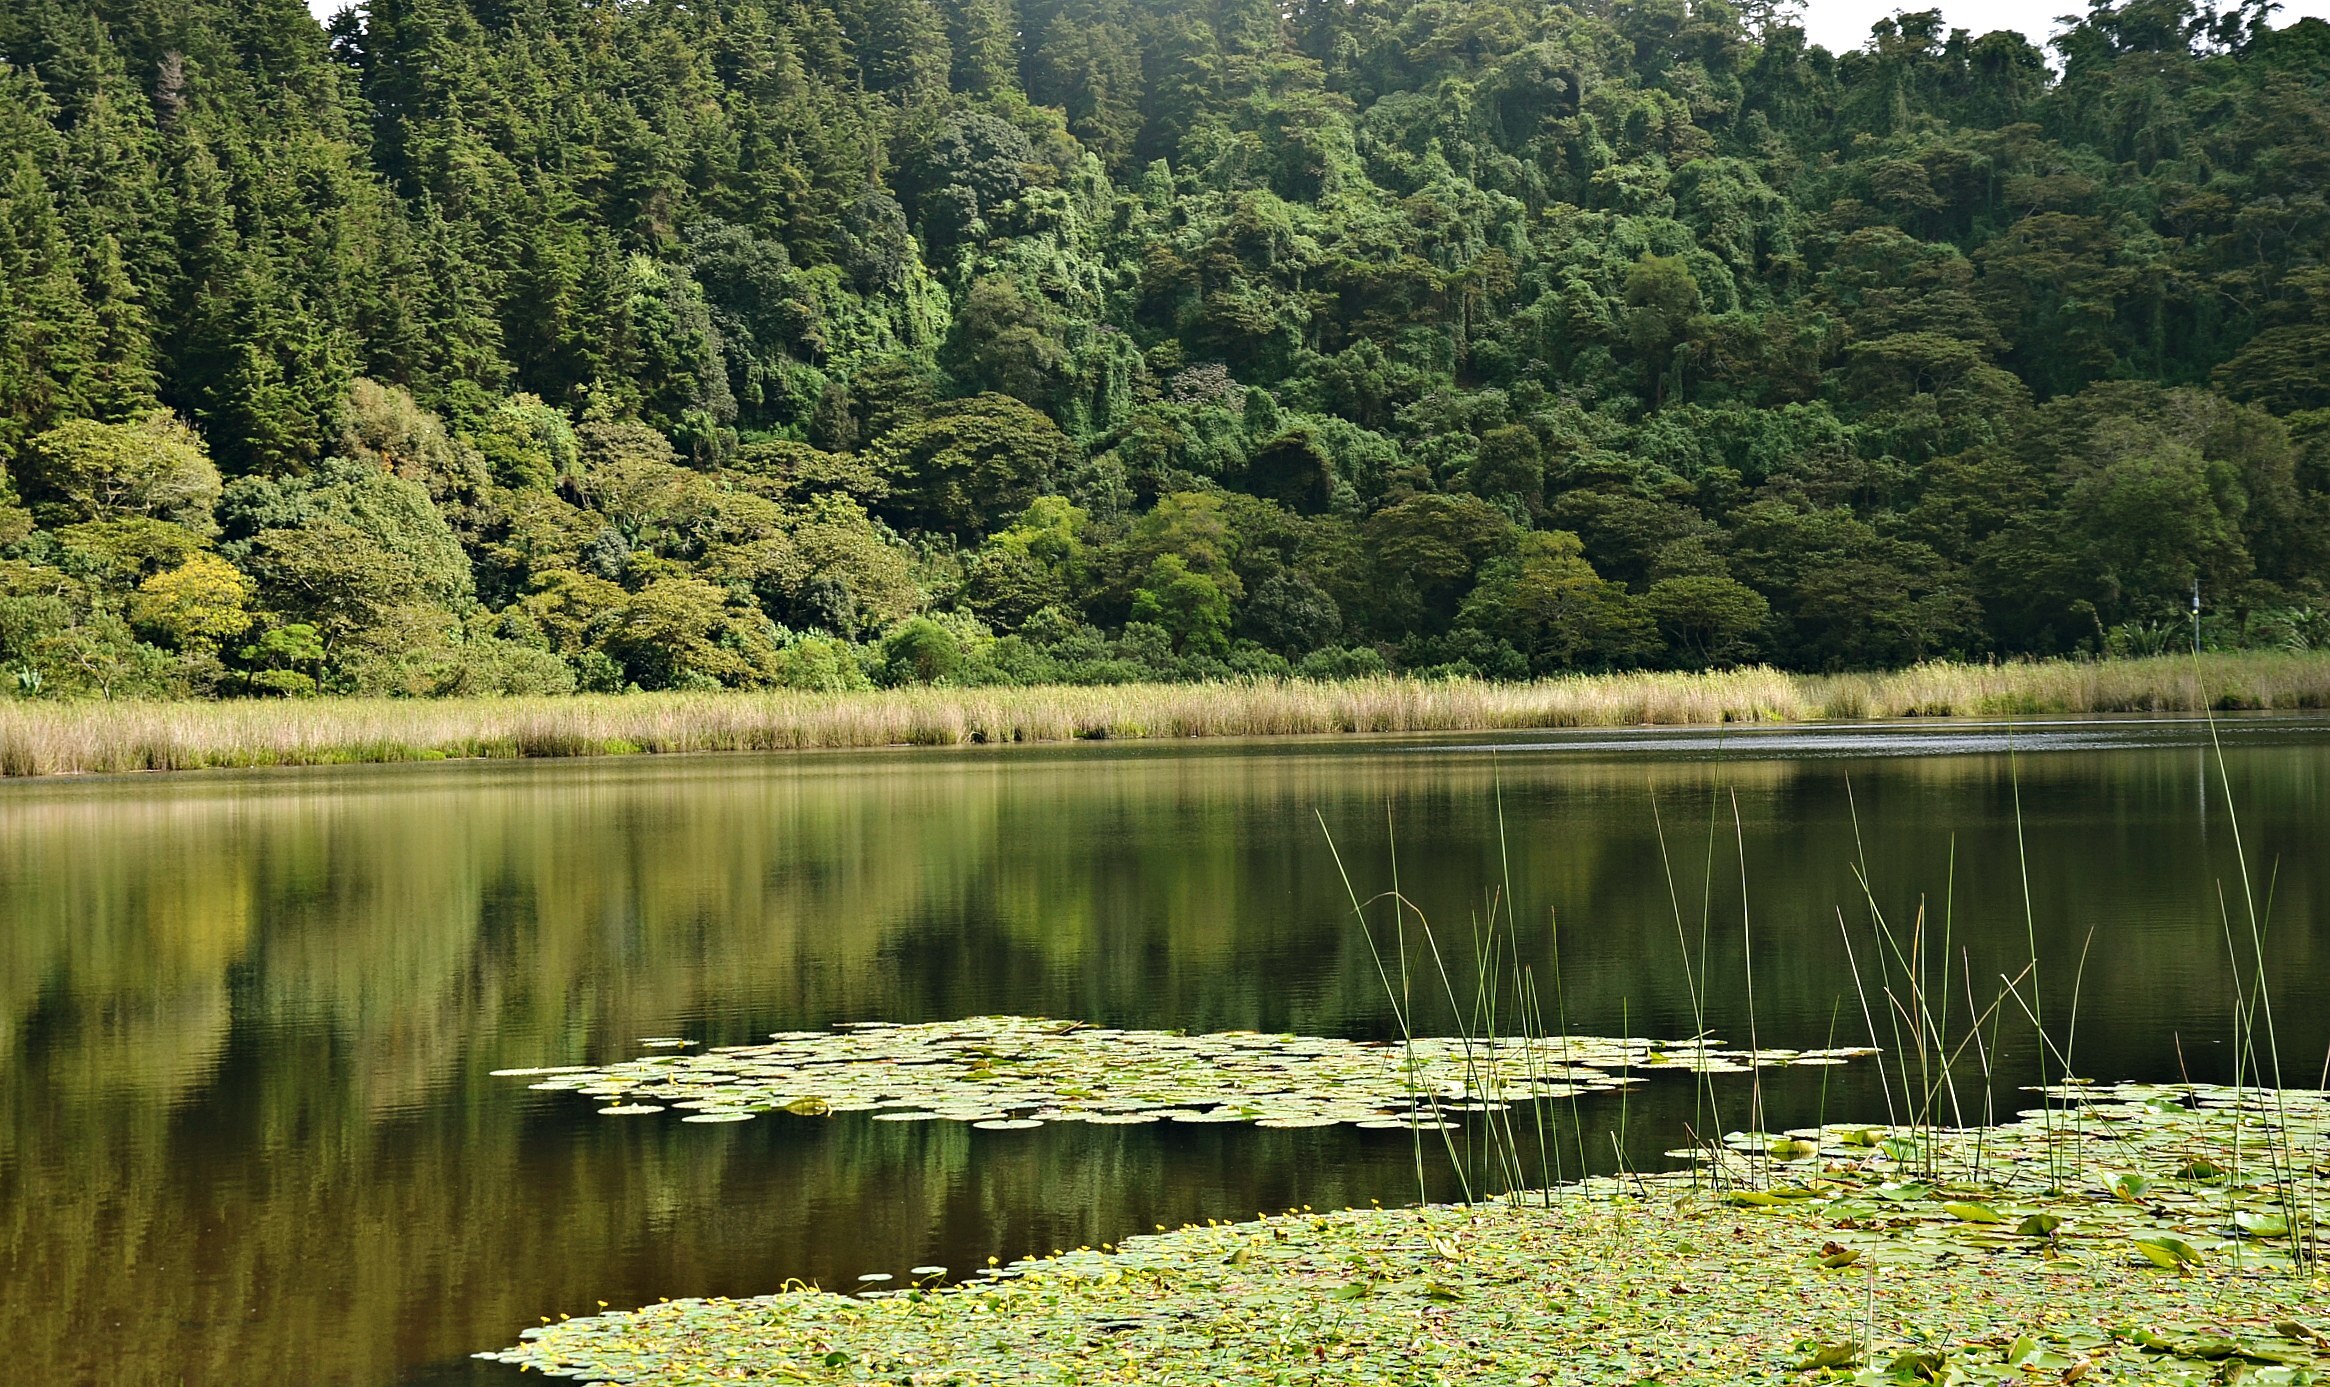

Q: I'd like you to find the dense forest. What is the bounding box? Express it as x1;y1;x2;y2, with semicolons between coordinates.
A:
0;0;2325;696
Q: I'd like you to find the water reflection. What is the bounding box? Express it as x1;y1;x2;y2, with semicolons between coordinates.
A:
2;717;2324;1385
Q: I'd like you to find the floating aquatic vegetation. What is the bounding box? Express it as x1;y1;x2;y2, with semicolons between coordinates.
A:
499;1015;1868;1132
482;1082;2330;1385
1703;1081;2328;1278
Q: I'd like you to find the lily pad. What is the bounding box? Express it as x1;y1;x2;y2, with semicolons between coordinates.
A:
481;1075;2330;1387
2132;1233;2204;1268
493;1016;1864;1135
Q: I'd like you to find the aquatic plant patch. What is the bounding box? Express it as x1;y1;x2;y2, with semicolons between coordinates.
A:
493;1015;1868;1131
1698;1082;2330;1283
483;1083;2329;1384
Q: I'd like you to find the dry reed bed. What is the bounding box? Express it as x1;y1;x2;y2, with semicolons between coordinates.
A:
0;652;2325;777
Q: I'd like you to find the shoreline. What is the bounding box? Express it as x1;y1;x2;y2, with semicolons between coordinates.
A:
1;652;2326;778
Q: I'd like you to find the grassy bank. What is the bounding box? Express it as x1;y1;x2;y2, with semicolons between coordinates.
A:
2;651;2327;777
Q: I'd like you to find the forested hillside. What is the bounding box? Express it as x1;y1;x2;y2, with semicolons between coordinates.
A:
0;0;2325;696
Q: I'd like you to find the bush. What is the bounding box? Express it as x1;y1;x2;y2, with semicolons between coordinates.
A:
879;617;964;685
571;649;630;693
1295;645;1389;680
1225;641;1292;679
773;635;874;692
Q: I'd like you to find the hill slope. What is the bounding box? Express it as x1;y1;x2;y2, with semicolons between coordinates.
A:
0;0;2326;694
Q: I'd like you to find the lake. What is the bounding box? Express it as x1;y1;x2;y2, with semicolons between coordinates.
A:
5;715;2326;1385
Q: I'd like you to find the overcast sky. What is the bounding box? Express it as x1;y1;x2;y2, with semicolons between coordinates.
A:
301;0;2330;63
1786;0;2329;52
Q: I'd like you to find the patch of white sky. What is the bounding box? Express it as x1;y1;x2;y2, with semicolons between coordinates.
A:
303;0;2330;61
1788;0;2330;56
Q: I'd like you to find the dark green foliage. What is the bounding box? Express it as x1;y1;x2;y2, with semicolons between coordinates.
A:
0;0;2326;697
880;615;964;684
1242;571;1342;655
874;394;1069;537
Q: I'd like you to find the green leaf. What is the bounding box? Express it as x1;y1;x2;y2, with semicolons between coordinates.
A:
1726;1186;1819;1206
2015;1212;2063;1238
1942;1200;2003;1224
1793;1341;1863;1371
2002;1335;2074;1370
2131;1234;2203;1269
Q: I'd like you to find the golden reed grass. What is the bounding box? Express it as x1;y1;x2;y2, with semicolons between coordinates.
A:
1;652;2325;778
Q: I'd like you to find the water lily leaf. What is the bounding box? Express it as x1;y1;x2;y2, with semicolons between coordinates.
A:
494;1016;1860;1135
2132;1234;2203;1268
1942;1201;2003;1224
2233;1210;2290;1239
1793;1341;1862;1371
481;1075;2330;1387
2101;1170;2153;1203
2147;1335;2310;1366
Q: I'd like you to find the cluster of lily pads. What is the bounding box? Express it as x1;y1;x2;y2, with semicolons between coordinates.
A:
493;1015;1869;1131
1703;1081;2327;1279
484;1068;2329;1385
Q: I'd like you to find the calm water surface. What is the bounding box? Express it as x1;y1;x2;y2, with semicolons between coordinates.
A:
5;716;2328;1385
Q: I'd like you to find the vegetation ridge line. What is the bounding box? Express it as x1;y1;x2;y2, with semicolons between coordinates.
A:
0;652;2323;779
